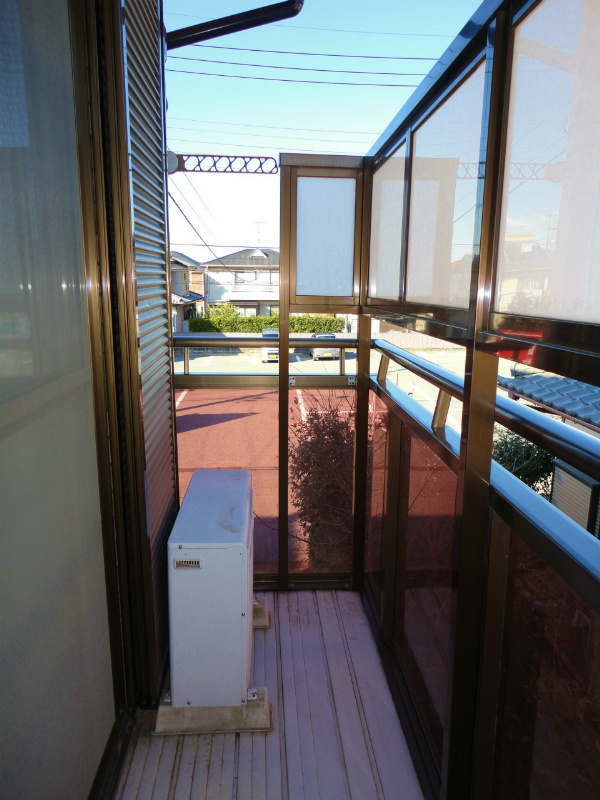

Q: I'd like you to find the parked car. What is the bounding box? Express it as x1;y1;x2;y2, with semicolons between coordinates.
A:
310;333;340;360
261;328;279;363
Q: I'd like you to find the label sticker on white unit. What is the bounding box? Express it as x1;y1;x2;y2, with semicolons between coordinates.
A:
174;558;203;569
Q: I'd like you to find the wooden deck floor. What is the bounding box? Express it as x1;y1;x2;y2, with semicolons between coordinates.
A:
114;591;423;800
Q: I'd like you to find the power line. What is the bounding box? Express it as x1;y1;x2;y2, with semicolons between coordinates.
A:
168;116;381;135
167;125;373;145
171;242;279;249
166;67;419;88
276;22;453;37
165;12;453;37
167;138;362;155
168;192;228;267
168;193;264;283
181;172;216;221
169;179;214;240
191;43;438;61
169;54;427;78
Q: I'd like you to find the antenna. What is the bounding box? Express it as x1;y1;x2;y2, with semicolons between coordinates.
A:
255;216;265;247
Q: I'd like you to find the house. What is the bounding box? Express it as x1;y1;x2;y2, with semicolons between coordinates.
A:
200;248;279;316
169;251;204;331
2;1;599;799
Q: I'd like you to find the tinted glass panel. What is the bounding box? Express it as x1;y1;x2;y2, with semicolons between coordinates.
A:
175;389;278;574
493;532;600;799
494;0;600;322
406;61;486;308
366;392;391;604
289;389;356;573
394;431;457;763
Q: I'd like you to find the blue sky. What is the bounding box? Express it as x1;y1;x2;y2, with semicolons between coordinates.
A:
163;0;484;260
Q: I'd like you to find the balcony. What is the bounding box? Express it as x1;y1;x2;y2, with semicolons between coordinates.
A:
4;0;600;798
136;322;600;799
115;591;423;799
145;0;600;790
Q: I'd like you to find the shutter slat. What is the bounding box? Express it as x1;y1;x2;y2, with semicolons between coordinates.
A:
125;0;176;681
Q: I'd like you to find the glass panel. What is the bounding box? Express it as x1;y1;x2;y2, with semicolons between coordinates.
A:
289;347;356;375
369;142;406;299
289;389;356;573
175;389;278;574
173;346;184;374
371;322;465;434
406;61;487;308
366;392;391;604
296;176;356;297
495;0;600;322
187;345;279;374
1;2;114;794
493;532;600;799
394;430;458;763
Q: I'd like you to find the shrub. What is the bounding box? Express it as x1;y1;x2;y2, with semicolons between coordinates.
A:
290;315;345;334
492;427;553;498
289;391;355;572
188;308;345;334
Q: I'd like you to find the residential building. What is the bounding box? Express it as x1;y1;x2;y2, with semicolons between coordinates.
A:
170;251;204;331
201;248;279;316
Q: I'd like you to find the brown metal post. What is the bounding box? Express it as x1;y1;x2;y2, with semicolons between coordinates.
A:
432;390;452;433
442;14;510;800
377;354;390;383
353;312;371;590
471;513;512;799
381;412;402;641
352;164;373;590
278;164;292;590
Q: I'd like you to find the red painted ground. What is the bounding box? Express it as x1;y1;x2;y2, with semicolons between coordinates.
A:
175;389;279;572
174;388;357;575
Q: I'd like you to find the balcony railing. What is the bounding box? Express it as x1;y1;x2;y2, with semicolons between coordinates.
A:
171;332;600;799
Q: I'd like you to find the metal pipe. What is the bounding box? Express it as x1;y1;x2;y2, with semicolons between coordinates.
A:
173;333;359;349
372;338;464;398
166;1;304;50
371;339;600;482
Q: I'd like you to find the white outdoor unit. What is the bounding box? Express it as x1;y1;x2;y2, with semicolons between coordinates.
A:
167;469;254;708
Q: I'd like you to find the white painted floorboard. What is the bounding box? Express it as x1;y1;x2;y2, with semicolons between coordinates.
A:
115;592;423;800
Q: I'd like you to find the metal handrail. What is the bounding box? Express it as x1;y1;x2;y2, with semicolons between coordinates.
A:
172;333;359;349
372;338;600;483
171;333;600;480
372;339;463;399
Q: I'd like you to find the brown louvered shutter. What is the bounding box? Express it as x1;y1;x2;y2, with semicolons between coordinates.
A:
124;0;176;687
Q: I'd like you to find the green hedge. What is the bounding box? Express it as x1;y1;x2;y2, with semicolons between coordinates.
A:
188;306;345;334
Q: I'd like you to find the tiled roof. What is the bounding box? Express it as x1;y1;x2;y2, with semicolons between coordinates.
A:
498;371;600;430
201;248;279;267
171;291;203;305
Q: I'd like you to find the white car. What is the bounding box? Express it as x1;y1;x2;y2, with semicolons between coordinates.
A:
310;333;340;360
261;328;279;363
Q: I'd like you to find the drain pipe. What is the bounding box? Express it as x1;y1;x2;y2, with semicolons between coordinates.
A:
166;1;304;50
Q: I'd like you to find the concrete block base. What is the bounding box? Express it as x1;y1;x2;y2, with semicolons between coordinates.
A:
252;595;270;629
154;686;271;735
